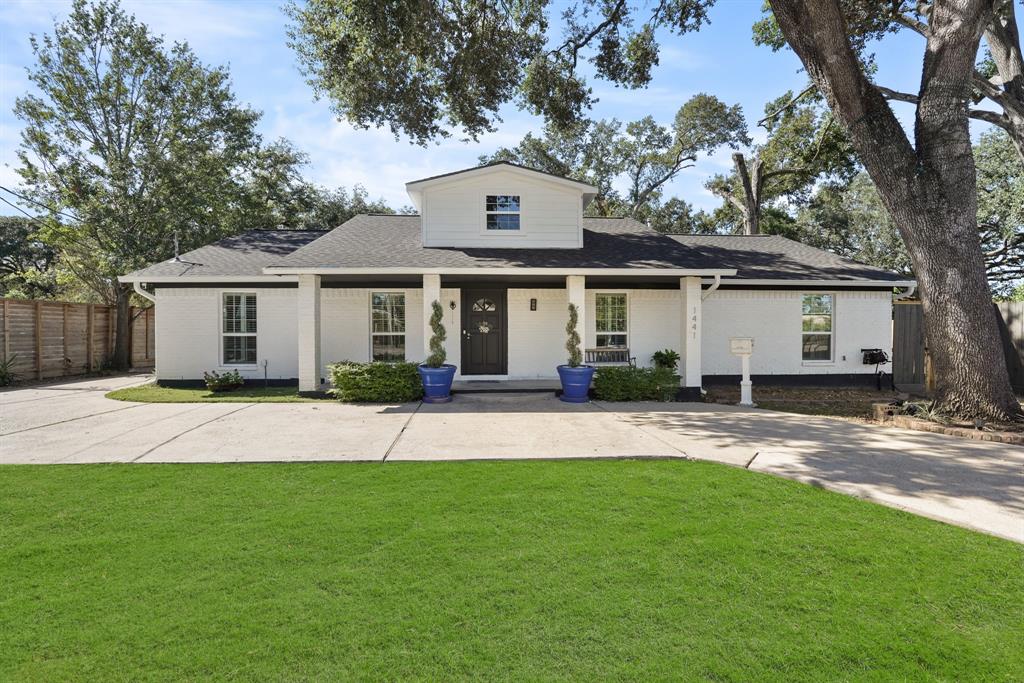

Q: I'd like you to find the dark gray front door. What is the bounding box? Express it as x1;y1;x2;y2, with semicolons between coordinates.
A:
461;289;507;375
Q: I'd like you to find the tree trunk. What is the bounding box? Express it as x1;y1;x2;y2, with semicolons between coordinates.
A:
768;0;1020;421
732;153;760;235
112;283;132;372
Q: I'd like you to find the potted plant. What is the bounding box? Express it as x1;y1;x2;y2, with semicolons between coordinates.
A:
651;348;680;370
417;300;457;403
557;303;595;403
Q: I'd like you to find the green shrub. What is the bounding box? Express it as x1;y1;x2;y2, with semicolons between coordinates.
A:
0;354;18;387
203;369;244;392
651;348;680;370
328;361;423;403
593;366;680;401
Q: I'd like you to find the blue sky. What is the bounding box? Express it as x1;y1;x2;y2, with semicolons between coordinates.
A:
0;0;940;214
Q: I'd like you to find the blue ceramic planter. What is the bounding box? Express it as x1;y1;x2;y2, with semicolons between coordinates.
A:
418;364;457;403
557;365;595;403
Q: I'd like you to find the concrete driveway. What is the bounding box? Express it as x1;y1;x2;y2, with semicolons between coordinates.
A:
1;376;1022;542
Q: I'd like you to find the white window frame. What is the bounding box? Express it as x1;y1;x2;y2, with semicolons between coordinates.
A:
483;193;522;232
369;291;407;362
800;292;835;364
221;291;258;367
595;292;629;349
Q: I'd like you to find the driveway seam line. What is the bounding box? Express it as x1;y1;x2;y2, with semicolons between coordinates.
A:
382;401;422;463
589;401;690;459
55;403;213;464
0;403;144;437
130;403;256;462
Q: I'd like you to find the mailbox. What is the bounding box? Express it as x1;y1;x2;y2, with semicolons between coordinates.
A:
730;337;754;355
861;348;889;365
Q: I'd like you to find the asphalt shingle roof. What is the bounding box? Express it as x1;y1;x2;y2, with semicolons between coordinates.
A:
122;217;910;283
268;215;717;270
124;230;324;279
668;234;909;282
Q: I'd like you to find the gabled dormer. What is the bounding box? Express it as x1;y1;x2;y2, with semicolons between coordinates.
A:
405;162;598;249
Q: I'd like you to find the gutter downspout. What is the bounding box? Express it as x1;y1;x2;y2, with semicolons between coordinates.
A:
132;281;156;303
894;284;917;301
701;274;721;301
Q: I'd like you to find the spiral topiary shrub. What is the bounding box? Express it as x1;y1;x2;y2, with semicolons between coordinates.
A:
424;300;447;368
565;303;582;368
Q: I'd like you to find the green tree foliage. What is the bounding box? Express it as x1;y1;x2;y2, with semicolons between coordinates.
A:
482;95;747;230
13;0;307;368
974;129;1024;294
706;89;856;234
0;216;59;299
790;175;911;275
287;0;716;144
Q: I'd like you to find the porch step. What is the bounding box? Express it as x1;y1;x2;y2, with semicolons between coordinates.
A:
451;380;559;394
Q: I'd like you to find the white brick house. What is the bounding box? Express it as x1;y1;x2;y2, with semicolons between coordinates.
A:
120;162;915;392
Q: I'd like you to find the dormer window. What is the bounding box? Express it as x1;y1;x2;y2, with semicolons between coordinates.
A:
485;195;520;230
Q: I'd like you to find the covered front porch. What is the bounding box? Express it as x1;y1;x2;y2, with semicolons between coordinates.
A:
294;270;724;393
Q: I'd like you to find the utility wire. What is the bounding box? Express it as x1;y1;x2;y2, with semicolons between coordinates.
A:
0;185;79;222
0;195;54;227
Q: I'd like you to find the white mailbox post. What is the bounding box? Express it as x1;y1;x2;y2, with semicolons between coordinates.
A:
730;337;755;407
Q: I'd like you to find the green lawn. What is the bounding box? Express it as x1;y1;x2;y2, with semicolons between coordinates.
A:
1;461;1020;681
106;382;325;402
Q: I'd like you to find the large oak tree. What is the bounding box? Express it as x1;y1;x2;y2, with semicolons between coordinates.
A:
288;0;1021;419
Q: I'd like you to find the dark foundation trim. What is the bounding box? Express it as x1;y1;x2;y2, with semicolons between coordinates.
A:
702;373;886;387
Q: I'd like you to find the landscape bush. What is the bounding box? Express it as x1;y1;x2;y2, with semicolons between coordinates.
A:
0;354;18;386
593;366;679;401
203;369;244;392
328;361;423;403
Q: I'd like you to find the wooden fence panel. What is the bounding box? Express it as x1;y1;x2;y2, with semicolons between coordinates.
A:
995;302;1024;391
893;301;1024;393
0;298;155;381
893;302;925;390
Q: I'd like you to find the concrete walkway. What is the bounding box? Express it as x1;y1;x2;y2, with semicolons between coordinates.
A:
1;377;1021;542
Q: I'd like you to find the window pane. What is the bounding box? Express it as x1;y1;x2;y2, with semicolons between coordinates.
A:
802;314;832;332
595;294;626;333
486;214;520;230
224;294;241;333
486;195;520;212
801;294;832;315
597;334;627;348
802;334;832;361
372;334;405;362
472;299;496;312
224;294;256;333
223;336;256;365
243;294;257;333
371;293;405;333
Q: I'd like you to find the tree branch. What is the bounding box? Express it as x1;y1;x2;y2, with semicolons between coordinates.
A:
758;85;815;127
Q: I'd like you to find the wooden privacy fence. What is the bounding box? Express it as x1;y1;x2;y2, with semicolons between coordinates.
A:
893;300;1024;393
0;298;155;381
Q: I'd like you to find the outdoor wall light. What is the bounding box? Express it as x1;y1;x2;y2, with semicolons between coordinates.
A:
530;298;537;311
449;300;456;310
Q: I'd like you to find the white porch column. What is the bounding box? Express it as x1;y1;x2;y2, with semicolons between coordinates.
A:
681;276;702;388
422;272;441;359
297;274;321;392
566;275;586;357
